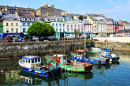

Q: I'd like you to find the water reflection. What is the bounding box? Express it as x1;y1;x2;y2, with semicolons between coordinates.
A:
0;51;130;86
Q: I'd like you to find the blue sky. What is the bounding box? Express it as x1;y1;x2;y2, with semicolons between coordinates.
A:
1;0;130;22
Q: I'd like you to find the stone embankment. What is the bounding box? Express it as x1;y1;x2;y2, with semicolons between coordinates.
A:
0;42;85;58
95;42;130;51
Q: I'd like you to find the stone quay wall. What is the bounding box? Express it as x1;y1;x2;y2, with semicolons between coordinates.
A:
94;37;130;43
0;41;85;58
95;42;130;51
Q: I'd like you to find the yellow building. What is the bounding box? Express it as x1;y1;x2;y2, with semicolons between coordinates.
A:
3;20;20;33
84;14;98;34
61;10;67;16
3;13;20;37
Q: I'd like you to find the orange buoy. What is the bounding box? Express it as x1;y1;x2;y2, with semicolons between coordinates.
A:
1;70;3;73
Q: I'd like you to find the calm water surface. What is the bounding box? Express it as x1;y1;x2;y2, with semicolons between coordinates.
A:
0;51;130;86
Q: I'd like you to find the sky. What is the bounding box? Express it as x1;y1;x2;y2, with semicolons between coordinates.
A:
0;0;130;22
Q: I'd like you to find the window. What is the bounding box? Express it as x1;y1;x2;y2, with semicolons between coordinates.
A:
28;60;30;63
38;58;40;62
11;28;13;33
16;23;18;26
42;12;43;15
63;29;65;32
23;59;25;63
63;24;65;27
71;25;72;27
27;23;30;26
23;28;26;33
16;28;18;33
59;24;61;27
27;18;30;21
56;29;58;32
71;28;73;32
6;23;8;26
23;23;26;26
78;28;80;32
6;28;9;33
75;25;76;27
56;23;58;27
78;25;80;27
32;59;34;63
11;23;13;26
31;18;34;21
22;17;25;21
67;28;69;32
35;59;37;63
67;25;69;27
60;29;61;32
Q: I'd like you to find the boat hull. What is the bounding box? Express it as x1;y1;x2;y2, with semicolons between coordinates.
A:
70;53;109;65
46;58;93;72
20;66;61;77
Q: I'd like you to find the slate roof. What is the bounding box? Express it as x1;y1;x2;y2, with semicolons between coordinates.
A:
2;14;19;20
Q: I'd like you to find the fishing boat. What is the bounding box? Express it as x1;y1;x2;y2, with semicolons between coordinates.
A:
101;47;120;61
70;50;110;65
19;55;61;77
45;54;93;72
91;47;102;52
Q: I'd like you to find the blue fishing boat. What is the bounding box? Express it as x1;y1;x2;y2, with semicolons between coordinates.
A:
70;50;109;65
101;47;120;61
19;55;61;77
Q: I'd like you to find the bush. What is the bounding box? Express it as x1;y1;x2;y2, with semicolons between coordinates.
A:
47;42;51;46
55;42;59;45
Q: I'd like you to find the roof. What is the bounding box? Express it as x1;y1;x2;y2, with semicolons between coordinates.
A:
2;14;19;20
116;29;130;33
0;5;35;10
21;55;41;60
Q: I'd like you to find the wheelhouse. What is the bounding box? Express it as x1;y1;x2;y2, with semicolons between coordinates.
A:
20;55;41;68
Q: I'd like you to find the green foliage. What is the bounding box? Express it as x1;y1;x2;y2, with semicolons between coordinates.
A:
79;15;83;20
27;21;55;40
86;41;95;48
47;42;51;46
86;41;90;48
70;15;74;19
74;29;80;35
55;42;59;45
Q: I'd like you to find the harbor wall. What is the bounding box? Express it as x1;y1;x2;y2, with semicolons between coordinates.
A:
94;37;130;43
0;42;85;58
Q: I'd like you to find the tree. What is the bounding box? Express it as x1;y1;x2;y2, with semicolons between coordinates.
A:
79;15;83;20
74;29;80;38
70;15;74;19
27;21;55;40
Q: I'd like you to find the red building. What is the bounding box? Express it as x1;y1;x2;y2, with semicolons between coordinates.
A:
113;24;119;34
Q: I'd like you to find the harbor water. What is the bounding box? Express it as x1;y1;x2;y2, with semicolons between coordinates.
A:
0;51;130;86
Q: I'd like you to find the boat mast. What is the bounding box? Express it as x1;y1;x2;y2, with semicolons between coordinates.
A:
84;23;86;51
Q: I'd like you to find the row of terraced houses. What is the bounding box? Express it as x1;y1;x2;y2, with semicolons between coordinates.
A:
0;4;130;38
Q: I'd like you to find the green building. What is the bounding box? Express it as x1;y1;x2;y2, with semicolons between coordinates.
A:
0;19;3;37
0;19;3;33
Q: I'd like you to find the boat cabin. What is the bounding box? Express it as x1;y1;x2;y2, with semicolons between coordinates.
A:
21;55;41;68
53;54;67;64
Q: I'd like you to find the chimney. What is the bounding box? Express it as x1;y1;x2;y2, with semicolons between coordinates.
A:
7;5;8;6
90;13;93;16
50;5;54;9
101;14;103;16
44;4;48;8
28;6;29;8
119;20;122;25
